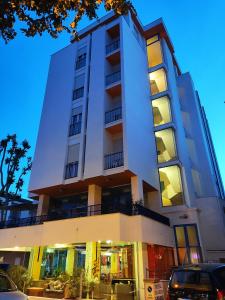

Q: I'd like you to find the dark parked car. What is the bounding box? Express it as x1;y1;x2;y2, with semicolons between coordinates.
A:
167;264;225;300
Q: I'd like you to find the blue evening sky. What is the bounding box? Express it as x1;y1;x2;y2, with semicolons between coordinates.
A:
0;0;224;198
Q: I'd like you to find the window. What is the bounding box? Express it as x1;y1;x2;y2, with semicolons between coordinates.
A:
69;107;82;136
65;144;80;179
152;96;172;126
73;74;85;100
147;35;163;68
149;68;167;95
174;224;202;265
76;46;87;69
155;128;177;163
171;271;212;291
0;275;16;292
159;165;184;206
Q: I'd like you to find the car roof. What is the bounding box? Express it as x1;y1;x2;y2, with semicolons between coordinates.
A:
173;263;225;272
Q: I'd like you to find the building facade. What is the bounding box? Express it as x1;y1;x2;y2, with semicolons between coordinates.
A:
0;9;225;300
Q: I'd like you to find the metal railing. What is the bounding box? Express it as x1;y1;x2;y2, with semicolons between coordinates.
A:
76;57;86;69
69;122;82;136
65;161;79;179
0;203;170;229
106;71;121;86
104;151;123;170
106;39;120;55
73;87;84;100
105;107;122;124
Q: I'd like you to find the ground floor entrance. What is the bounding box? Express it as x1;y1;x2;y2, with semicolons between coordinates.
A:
0;241;175;299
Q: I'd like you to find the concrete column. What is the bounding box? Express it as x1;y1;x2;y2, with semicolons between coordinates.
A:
66;247;75;276
88;185;102;206
131;176;144;204
28;246;44;280
85;242;101;281
111;253;119;275
134;242;148;300
37;194;50;216
88;185;102;215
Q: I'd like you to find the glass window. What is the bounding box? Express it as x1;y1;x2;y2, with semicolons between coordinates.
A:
171;271;212;291
187;225;199;246
149;68;167;95
152;96;172;126
214;267;225;289
159;165;184;206
155;128;177;163
175;227;186;247
147;39;163;68
0;275;16;292
147;35;159;45
174;225;202;265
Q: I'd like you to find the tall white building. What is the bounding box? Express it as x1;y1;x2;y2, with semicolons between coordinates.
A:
0;8;224;300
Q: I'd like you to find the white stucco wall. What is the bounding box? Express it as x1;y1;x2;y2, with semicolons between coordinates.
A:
121;18;159;189
0;214;173;248
29;43;78;191
177;72;220;198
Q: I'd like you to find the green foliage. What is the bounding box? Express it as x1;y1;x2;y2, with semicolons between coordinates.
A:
0;134;32;198
6;265;32;292
0;0;135;43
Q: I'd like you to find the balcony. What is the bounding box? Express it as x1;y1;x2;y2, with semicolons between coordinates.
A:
65;161;78;179
0;203;170;230
69;122;82;136
105;71;121;97
75;57;86;70
105;107;122;124
104;151;123;170
73;87;84;100
106;39;120;55
106;71;121;86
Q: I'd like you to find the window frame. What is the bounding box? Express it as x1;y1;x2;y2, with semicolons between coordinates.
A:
146;35;164;68
151;95;173;127
174;224;202;265
154;127;178;164
158;165;184;207
149;68;168;96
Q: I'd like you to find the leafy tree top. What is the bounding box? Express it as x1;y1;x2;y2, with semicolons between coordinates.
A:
0;134;32;200
0;0;134;43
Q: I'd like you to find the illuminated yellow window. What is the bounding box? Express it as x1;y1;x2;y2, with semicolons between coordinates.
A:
149;68;167;95
147;35;163;68
155;128;177;163
152;96;171;126
159;165;184;206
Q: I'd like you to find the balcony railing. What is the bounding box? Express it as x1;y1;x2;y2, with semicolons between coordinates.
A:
0;203;170;230
69;122;82;136
65;161;79;179
106;39;120;55
104;151;123;170
76;57;86;70
73;87;84;100
105;107;122;124
106;71;121;86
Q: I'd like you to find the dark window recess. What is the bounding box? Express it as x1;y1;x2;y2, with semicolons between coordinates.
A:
69;122;81;136
106;71;121;86
73;87;84;100
104;151;123;170
69;114;82;136
65;161;78;179
105;107;122;124
106;39;120;55
76;53;86;69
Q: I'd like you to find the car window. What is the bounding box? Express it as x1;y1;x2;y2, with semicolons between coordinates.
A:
171;271;213;291
214;267;225;289
0;275;16;292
